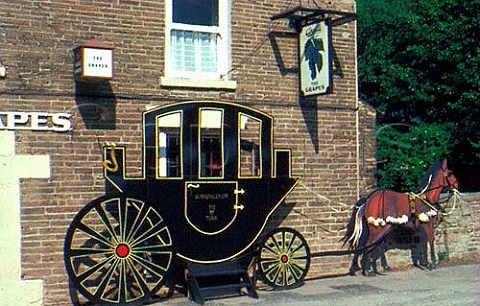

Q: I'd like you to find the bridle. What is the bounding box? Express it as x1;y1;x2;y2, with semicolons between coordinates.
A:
409;166;458;213
444;169;457;192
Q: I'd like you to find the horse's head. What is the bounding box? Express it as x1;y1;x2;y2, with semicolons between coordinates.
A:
422;159;459;205
440;159;459;191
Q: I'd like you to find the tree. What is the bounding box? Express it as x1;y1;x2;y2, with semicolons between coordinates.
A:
376;123;452;191
357;0;480;190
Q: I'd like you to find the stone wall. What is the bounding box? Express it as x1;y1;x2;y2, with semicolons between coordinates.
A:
435;193;479;260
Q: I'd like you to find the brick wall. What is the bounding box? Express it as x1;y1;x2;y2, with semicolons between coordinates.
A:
0;0;376;305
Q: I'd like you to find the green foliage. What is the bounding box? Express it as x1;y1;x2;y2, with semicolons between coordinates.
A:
357;0;480;189
376;123;452;191
437;251;449;261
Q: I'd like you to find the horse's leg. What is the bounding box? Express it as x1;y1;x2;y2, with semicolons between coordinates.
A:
348;208;368;275
372;242;389;275
352;233;368;275
379;243;391;272
362;224;392;276
411;240;422;269
424;222;437;269
428;239;436;269
364;246;382;277
416;224;430;269
359;233;371;276
360;248;372;276
372;247;380;275
349;251;361;275
409;229;422;269
368;241;386;274
370;258;378;276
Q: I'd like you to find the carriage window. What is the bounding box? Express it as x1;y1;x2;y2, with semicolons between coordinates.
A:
157;112;182;178
200;109;223;178
239;114;261;177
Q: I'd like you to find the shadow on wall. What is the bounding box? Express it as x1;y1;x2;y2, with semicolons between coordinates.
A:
74;80;116;130
264;202;296;237
299;97;319;153
268;31;298;77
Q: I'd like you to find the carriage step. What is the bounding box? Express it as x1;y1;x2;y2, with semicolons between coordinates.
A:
186;262;257;304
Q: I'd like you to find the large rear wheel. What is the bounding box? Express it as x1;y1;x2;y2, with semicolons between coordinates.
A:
257;227;310;290
64;195;174;305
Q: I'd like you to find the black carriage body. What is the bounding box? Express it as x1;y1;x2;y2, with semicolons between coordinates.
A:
104;101;298;263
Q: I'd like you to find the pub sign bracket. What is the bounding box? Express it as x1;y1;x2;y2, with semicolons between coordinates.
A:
270;6;357;30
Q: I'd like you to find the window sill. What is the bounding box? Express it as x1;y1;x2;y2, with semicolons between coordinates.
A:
160;77;237;90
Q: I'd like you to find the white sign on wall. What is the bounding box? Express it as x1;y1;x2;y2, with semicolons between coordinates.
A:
299;20;331;96
73;39;114;80
81;48;113;78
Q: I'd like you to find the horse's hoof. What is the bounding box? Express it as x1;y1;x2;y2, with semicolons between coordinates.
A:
414;263;426;270
382;266;392;272
362;269;376;277
349;266;361;275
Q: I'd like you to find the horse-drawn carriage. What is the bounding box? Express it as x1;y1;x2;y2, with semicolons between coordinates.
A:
64;101;311;305
64;100;460;305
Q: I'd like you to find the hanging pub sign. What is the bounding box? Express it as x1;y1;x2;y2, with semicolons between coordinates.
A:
73;39;114;80
299;19;331;96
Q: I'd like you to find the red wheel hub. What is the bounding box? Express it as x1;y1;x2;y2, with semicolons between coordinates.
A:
115;243;130;258
280;254;289;263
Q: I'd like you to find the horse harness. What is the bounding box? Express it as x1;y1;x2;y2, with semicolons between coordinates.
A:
408;192;441;223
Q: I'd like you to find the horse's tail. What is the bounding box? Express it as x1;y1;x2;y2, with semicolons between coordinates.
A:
341;197;367;250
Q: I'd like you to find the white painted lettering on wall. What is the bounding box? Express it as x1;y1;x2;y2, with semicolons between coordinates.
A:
0;111;72;132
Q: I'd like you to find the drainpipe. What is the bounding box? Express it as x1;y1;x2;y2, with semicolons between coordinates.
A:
354;1;361;200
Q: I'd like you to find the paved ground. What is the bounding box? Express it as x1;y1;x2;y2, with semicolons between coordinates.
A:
151;262;479;306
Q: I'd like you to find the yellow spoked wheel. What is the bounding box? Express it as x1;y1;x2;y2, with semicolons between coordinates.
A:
64;196;174;305
257;227;310;290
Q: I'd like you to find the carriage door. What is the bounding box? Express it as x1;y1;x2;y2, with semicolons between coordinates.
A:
185;108;243;235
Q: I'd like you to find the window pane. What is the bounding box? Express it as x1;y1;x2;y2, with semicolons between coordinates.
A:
171;30;217;73
173;0;218;26
157;112;182;178
200;32;217;72
172;30;195;72
200;110;223;178
239;115;261;177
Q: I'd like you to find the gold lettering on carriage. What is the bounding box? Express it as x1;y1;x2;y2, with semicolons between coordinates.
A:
206;204;218;221
185;182;238;235
192;194;230;222
194;193;229;200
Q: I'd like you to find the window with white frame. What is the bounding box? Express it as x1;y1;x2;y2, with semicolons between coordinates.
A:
165;0;230;81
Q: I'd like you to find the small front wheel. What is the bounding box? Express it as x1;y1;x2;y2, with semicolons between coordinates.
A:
64;195;174;305
257;227;310;290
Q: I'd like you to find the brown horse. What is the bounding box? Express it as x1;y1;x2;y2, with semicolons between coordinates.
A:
343;159;459;275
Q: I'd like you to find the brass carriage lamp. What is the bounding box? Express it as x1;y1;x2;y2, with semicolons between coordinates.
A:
73;39;114;81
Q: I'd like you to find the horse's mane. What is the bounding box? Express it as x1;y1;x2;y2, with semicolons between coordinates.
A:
414;158;442;193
